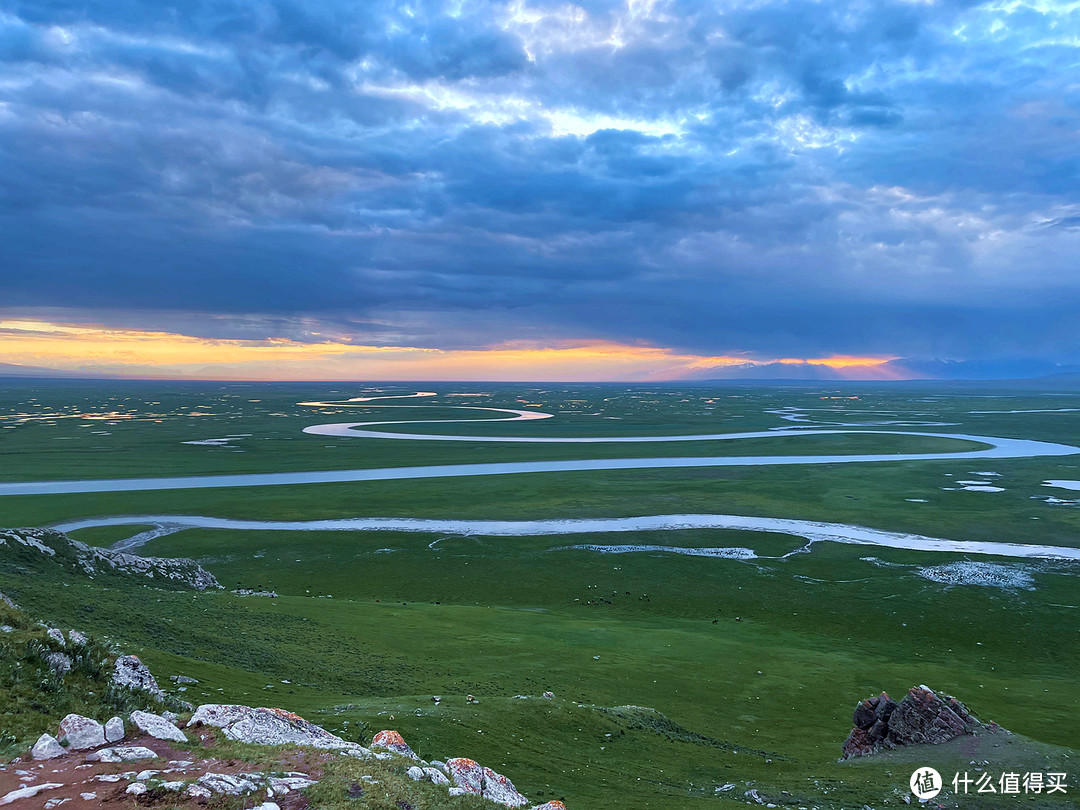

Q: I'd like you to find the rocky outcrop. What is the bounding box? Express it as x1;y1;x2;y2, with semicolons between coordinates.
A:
112;654;165;698
188;704;368;754
0;528;220;590
842;685;991;759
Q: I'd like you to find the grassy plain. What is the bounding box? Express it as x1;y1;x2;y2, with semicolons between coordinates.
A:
1;379;1079;808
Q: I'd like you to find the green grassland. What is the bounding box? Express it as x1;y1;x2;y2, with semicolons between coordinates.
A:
1;379;1079;807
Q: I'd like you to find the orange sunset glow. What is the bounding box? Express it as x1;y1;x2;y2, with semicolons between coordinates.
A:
0;320;898;381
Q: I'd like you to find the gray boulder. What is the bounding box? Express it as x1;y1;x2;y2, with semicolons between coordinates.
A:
130;710;186;743
112;655;164;698
58;714;106;750
31;733;65;760
188;704;366;753
85;745;158;762
424;767;451;786
104;717;125;743
197;772;260;796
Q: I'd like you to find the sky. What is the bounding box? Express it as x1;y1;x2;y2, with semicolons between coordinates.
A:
1;0;1078;381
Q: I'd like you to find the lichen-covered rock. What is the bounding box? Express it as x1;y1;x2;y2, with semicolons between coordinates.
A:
86;745;158;762
104;717;124;743
842;685;988;759
447;758;529;807
406;766;425;781
448;757;484;794
31;733;65;760
58;714;106;749
130;710;186;743
67;630;87;646
532;803;568;810
189;704;366;753
112;655;164;698
46;628;66;645
482;766;529;807
370;730;419;760
0;591;19;610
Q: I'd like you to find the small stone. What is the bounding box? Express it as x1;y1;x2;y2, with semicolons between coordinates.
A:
46;628;66;645
406;766;425;781
67;630;88;646
79;794;96;801
125;783;147;796
31;734;65;761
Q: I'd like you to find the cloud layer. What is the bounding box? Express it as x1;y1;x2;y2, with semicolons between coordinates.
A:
2;0;1079;374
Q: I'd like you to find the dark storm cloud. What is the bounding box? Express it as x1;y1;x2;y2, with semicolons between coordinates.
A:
2;0;1079;362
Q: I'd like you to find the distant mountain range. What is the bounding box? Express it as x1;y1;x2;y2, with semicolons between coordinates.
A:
0;363;104;378
689;358;1080;383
